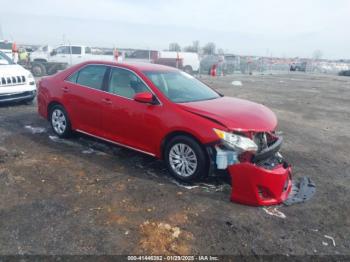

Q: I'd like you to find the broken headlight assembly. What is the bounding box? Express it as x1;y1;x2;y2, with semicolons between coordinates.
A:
213;128;258;153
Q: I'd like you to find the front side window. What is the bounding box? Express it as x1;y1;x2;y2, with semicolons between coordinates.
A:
55;46;70;54
144;71;220;103
75;65;107;90
108;67;150;99
71;46;82;55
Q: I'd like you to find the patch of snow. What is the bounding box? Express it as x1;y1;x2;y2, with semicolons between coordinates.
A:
82;148;95;154
168;178;199;190
324;235;336;247
25;125;46;134
231;80;243;86
49;135;80;147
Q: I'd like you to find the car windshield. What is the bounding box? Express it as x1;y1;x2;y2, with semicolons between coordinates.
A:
144;71;220;103
0;51;14;65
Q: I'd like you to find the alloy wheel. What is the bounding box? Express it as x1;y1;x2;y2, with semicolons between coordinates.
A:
169;143;198;177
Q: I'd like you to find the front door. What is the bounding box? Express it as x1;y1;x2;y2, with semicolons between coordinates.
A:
101;67;163;154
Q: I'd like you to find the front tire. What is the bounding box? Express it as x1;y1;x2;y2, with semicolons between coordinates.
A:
164;135;207;182
49;105;72;138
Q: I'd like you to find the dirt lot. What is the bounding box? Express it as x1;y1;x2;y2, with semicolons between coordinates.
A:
0;73;349;257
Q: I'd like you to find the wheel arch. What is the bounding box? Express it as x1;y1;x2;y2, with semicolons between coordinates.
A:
160;130;206;160
47;101;63;120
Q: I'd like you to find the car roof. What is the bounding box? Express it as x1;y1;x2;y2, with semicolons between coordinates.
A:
80;60;178;72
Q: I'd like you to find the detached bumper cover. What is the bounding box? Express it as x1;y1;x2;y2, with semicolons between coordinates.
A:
229;162;292;206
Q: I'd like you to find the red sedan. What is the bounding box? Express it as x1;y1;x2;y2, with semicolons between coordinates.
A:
38;61;298;206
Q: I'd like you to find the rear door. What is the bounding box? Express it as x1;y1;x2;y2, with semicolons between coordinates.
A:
63;64;108;136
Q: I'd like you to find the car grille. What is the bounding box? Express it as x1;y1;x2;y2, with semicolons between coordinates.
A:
0;75;26;86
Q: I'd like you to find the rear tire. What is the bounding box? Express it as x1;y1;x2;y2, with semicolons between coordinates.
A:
49;104;72;138
164;135;207;182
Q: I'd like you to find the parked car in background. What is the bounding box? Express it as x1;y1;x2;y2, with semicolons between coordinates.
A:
200;55;224;75
30;45;53;62
0;51;36;103
338;70;350;76
200;54;239;75
26;44;116;77
290;62;307;72
124;49;159;63
38;60;296;206
0;40;13;56
158;51;200;74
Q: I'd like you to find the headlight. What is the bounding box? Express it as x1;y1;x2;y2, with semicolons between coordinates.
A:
213;128;258;153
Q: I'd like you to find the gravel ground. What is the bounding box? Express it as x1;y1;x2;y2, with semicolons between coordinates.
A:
0;72;349;257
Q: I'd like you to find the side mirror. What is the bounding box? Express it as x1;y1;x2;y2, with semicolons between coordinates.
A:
50;50;57;56
133;92;155;104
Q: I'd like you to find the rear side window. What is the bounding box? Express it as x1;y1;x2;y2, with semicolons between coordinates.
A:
76;65;107;90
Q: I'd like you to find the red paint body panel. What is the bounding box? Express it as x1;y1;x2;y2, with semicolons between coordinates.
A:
229;163;292;206
178;97;278;132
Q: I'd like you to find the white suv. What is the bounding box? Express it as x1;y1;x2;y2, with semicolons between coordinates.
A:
0;51;36;103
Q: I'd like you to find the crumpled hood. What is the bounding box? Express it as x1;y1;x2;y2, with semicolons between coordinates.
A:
178;96;278;132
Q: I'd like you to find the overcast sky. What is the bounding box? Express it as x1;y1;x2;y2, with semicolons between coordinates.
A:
0;0;349;59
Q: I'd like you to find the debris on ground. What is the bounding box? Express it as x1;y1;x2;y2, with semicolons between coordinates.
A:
324;235;336;247
138;221;193;255
262;207;286;219
283;177;316;206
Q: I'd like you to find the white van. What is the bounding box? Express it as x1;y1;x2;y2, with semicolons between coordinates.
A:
159;51;200;74
0;51;36;103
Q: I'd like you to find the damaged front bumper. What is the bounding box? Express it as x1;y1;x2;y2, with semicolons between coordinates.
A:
212;134;314;206
229;161;292;206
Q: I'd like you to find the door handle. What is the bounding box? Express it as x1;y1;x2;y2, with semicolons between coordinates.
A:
62;86;69;93
102;98;112;105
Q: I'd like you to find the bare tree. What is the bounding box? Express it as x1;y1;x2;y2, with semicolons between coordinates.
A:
169;42;181;52
202;42;216;55
183;40;200;53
